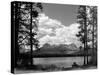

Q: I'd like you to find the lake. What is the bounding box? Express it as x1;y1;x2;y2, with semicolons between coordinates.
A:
34;56;91;68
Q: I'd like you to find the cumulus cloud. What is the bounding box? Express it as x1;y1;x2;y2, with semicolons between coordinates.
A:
38;13;64;29
37;13;82;47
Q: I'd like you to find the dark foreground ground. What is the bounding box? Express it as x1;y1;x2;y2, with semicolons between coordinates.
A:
14;64;97;74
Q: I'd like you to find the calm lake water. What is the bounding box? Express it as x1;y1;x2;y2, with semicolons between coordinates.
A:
34;56;91;68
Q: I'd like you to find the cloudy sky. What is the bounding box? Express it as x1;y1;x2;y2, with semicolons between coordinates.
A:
42;3;78;26
36;3;82;48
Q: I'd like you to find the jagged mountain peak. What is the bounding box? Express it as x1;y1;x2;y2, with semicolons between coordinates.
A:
41;43;78;50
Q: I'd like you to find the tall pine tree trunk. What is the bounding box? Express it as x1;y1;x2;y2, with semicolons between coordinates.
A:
15;2;20;67
30;3;33;66
84;6;88;65
92;7;95;64
85;7;88;64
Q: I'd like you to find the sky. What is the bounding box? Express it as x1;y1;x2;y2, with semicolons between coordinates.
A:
42;3;79;26
36;3;82;48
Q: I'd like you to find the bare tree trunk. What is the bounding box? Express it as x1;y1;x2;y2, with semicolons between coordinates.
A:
84;42;86;65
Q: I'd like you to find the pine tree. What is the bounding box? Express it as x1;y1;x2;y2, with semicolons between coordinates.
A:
77;5;97;65
88;6;97;65
76;5;87;65
14;2;43;66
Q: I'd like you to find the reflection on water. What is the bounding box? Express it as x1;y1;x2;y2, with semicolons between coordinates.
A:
34;56;91;68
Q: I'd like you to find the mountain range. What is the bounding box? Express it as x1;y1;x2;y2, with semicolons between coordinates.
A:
34;43;79;54
42;43;78;50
